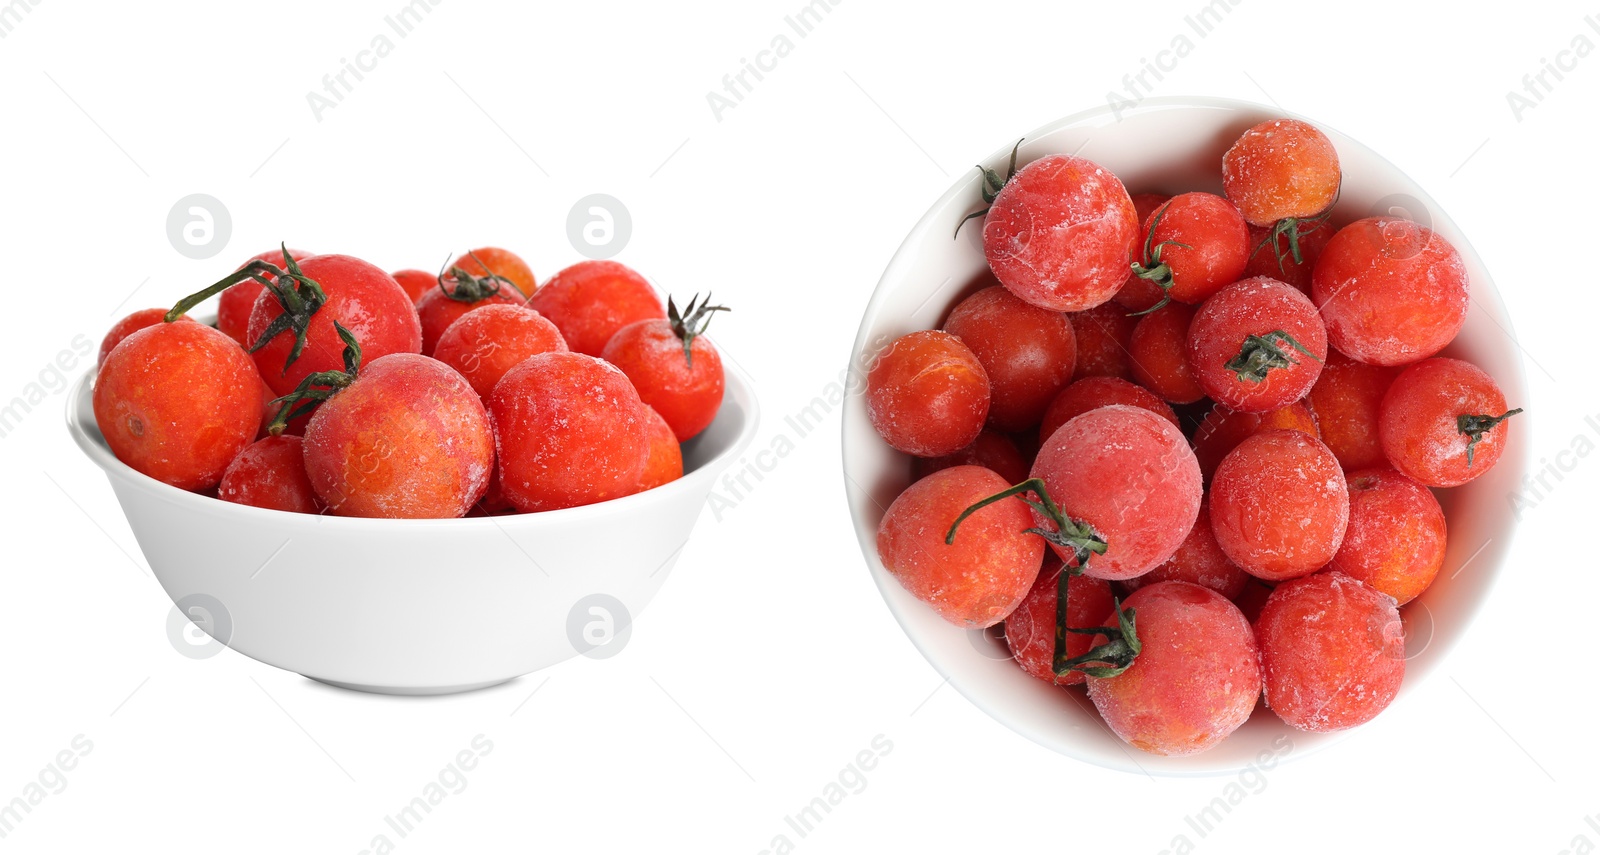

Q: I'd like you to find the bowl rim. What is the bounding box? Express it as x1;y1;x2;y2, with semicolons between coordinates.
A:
69;334;762;528
840;94;1530;774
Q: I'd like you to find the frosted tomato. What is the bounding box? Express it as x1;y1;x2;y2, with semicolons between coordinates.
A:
1312;216;1469;366
433;303;567;398
1086;582;1261;756
1378;357;1521;487
1222;119;1341;227
1187;277;1327;413
942;285;1076;431
93;321;261;491
602;294;728;442
527;260;665;357
1125;192;1251;311
1068;302;1137;382
980;153;1139;312
1129;302;1205;405
218;435;321;514
865;330;990;457
1123;502;1249;599
1257;571;1404;732
1038;376;1177;446
489;352;652;512
1210;429;1348;581
636;405;684;492
1333;468;1446;604
1027;405;1202;580
876;465;1043;628
416;265;526;355
1191;401;1319;482
1305;351;1400;471
1003;553;1115;687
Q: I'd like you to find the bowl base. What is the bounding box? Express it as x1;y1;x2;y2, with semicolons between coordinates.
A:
305;676;516;696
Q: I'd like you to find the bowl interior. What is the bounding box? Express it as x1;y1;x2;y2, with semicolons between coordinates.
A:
842;96;1528;775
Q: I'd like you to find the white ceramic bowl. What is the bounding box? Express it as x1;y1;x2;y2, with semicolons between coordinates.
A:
69;347;759;695
842;96;1528;775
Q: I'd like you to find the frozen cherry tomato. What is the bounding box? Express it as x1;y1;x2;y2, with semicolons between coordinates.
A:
449;247;538;297
93;321;260;491
1086;582;1261;756
526;260;665;357
1039;376;1177;446
1129;302;1205;404
416;268;525;355
1222;119;1341;226
1187;277;1327;413
943;285;1076;431
1029;405;1202;580
489;352;652;512
602;294;728;442
99;308;195;365
1124;502;1249;599
217;247;313;346
1125;192;1251;310
1210;429;1348;581
1111;192;1173;313
1244;217;1334;295
912;430;1029;485
433;303;567;398
1003;554;1115;687
636;406;684;492
1257;571;1404;732
865;330;990;457
1068;302;1137;382
300;352;494;518
218;435;321;514
1378;357;1521;487
982;154;1139;312
390;269;438;303
1312;217;1469;366
215;254;423;396
1334;468;1446;604
1305;351;1400;470
876;465;1043;628
1191;401;1318;481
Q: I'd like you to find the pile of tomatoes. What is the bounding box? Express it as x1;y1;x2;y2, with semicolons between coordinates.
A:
94;246;728;518
867;118;1521;756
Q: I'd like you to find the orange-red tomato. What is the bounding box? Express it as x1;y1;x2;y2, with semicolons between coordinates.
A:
865;330;990;457
390;269;439;303
526;260;665;357
1222;119;1340;226
1378;357;1519;487
94;321;260;491
1003;554;1115;687
1332;467;1446;604
602;313;726;442
1129;302;1205;404
1210;429;1348;581
449;247;538;297
218;435;321;514
99;308;194;365
434;304;567;398
876;465;1043;628
302;354;494;518
219;248;313;347
1257;571;1403;732
1191;400;1319;481
636;406;684;492
942;285;1077;432
1312;217;1468;366
488;352;652;512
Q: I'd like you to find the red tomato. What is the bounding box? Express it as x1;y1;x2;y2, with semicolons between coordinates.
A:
982;154;1139;312
1305;351;1400;470
636;406;684;492
526;260;665;357
449;247;538;297
1086;582;1260;756
218;435;321;514
1333;467;1447;604
1313;216;1469;366
1068;302;1137;382
390;269;438;303
1123;502;1249;599
1111;192;1173;313
302;352;494;518
415;267;525;356
246;254;422;396
1126;192;1251;310
1378;357;1521;487
942;285;1077;432
1209;429;1348;581
1191;400;1319;481
99;308;194;365
93;321;260;491
1039;376;1177;446
488;352;652;512
1257;572;1403;732
1222;119;1341;226
1129;302;1205;404
601;295;728;442
1003;554;1115;687
865;330;990;457
1187;277;1328;413
433;304;567;398
877;465;1043;628
218;248;313;346
912;430;1029;485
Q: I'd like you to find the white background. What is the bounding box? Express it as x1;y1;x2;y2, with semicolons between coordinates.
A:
1;0;1595;852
